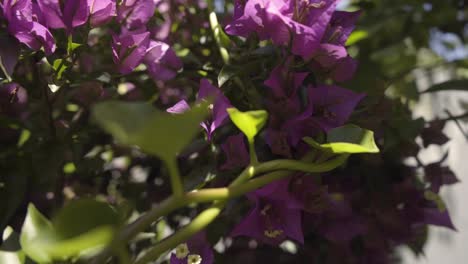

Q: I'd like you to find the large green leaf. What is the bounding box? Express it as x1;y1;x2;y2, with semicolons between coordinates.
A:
19;205;54;263
420;80;468;94
20;200;119;262
303;125;379;154
227;108;268;142
47;199;118;258
92;101;209;162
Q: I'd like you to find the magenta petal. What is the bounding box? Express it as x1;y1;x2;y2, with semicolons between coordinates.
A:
167;100;190;114
330;56;358;82
63;0;90;29
323;10;361;46
220;133;249;171
423;208;457;231
144;40;182;81
281;206;304;244
264;62;308;98
89;0;116;27
112;31;150;74
10;20;56;54
197;79;232;139
37;0;65;28
230;205;263;240
308;85;366;131
117;0;156;29
2;0;33;22
313;44;348;68
290;0;338;59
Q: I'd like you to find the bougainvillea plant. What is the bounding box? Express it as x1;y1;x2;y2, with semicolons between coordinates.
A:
0;0;460;264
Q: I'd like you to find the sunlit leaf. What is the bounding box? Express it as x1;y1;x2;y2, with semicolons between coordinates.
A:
20;200;118;262
227;108;268;142
218;65;238;87
303;125;379;154
92;100;209;162
346;30;369;46
0;227;25;264
20;204;54;263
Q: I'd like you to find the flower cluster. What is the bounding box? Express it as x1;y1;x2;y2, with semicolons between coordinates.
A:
0;0;181;80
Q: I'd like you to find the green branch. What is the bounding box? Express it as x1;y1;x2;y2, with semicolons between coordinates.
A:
133;201;225;264
209;11;230;64
130;154;348;263
166;158;184;197
92;154;348;263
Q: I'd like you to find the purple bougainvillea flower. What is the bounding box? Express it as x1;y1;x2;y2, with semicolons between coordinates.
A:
291;176;367;242
264;62;308;99
231;178;304;245
2;0;32;22
281;85;365;146
328;55;358;82
117;0;156;29
307;85;365;131
111;30;150;74
37;0;90;33
323;11;361;46
226;0;338;59
421;207;456;230
166;80;231;140
9;20;57;54
424;159;459;193
220;133;250;170
170;231;213;264
88;0;116;27
197;79;232;140
2;0;56;54
263;62;309;156
144;40;183;81
167;100;190;114
0;82;28;119
308;11;361;81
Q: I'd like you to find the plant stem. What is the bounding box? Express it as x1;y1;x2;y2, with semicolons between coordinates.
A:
93;155;349;263
209;11;230;64
248;140;258;165
133;202;225;264
166;158;184;197
129;155;349;263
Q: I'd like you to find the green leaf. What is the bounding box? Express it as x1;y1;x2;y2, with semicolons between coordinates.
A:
420;80;468;94
92;101;209;162
69;42;82;52
20;200;119;262
218;65;238;87
52;59;67;79
227;108;268;142
0;227;25;264
346;30;369;46
20;204;54;263
303;125;379;154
